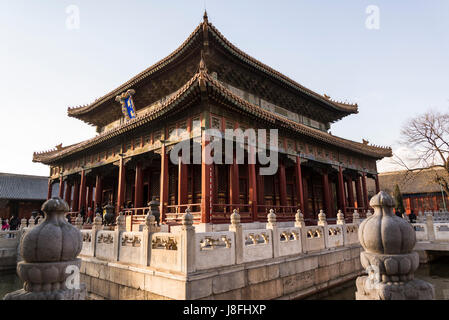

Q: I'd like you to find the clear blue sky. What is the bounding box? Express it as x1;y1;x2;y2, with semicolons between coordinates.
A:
1;1;448;176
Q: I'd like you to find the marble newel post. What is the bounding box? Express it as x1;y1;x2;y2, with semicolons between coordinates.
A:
3;197;86;300
355;191;434;300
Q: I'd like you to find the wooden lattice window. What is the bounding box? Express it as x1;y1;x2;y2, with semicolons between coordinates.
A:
150;172;160;199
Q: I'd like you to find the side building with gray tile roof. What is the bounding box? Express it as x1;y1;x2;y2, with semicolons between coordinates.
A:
367;167;449;214
0;172;59;219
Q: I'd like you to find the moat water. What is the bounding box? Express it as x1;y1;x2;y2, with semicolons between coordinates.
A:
0;271;23;298
307;256;449;300
1;258;448;299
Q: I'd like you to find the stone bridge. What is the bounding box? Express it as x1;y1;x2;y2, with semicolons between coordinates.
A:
412;211;449;262
0;230;20;271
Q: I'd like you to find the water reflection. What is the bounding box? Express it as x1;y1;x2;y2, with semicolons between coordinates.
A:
0;271;23;298
307;257;449;300
1;258;448;300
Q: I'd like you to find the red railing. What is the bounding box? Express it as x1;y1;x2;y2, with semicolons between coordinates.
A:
68;203;370;228
211;204;252;223
165;203;202;224
256;205;298;222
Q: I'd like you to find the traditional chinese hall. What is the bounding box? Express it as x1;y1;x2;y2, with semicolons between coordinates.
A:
33;12;391;228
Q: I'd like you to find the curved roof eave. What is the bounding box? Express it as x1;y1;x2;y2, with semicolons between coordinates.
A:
67;20;358;121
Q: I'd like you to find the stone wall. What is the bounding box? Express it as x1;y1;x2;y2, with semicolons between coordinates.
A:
80;245;363;300
76;211;364;300
412;215;449;242
4;212;366;300
0;230;20;271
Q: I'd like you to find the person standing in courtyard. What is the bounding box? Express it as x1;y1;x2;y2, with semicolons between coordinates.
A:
9;215;20;231
1;219;9;231
409;209;417;223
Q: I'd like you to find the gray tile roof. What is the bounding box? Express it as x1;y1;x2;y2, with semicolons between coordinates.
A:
0;173;58;201
367;167;449;195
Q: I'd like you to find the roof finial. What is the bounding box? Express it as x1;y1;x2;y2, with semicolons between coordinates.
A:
199;50;207;73
203;10;208;23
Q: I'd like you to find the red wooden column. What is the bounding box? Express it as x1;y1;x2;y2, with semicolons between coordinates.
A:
229;154;240;209
64;182;72;207
406;198;412;214
432;195;438;211
295;156;305;212
362;173;369;210
94;175;103;208
201;138;212;223
117;157;126;214
257;174;264;204
374;174;380;193
178;157;188;207
134;162;144;208
160;145;169;222
322;170;332;216
47;180;52;200
58;176;65;198
337;167;346;213
78;170;87;212
72;179;80;212
302;176;309;218
248;147;258;222
278;160;287;207
87;185;93;209
257;172;264;221
346;177;355;208
355;175;364;209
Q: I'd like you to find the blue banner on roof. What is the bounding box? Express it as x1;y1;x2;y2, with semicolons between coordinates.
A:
124;96;136;119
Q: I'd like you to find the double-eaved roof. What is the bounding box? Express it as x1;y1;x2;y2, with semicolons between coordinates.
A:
0;173;54;201
33;12;392;165
67;12;358;125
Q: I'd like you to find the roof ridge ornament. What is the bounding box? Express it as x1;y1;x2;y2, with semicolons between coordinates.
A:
202;10;209;54
323;93;358;108
199;51;208;73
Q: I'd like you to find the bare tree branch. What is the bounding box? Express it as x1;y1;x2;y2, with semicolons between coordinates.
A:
398;110;449;196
